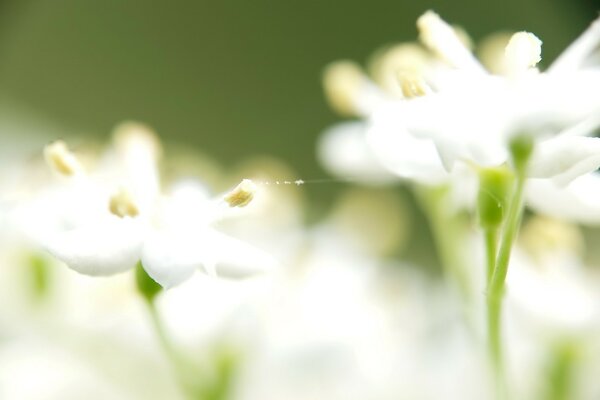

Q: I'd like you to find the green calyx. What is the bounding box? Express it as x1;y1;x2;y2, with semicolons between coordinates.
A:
477;166;514;229
509;134;534;173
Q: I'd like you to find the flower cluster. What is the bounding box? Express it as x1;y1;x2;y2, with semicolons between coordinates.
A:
320;10;600;219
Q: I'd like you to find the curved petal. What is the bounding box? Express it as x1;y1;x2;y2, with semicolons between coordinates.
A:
203;229;277;279
317;122;396;184
140;229;199;289
141;228;276;287
528;136;600;186
44;218;144;276
548;16;600;73
526;174;600;224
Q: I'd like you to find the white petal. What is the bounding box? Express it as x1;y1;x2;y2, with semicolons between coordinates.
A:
526;174;600;224
366;105;449;184
161;180;214;227
44;218;144;276
203;229;277;278
140;230;200;289
528;136;600;186
548;16;600;73
417;11;487;74
318;122;396;184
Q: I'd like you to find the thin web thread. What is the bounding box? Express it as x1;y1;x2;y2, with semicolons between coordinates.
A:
257;177;358;186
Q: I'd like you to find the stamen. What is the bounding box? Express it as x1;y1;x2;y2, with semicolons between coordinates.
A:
224;179;257;208
322;61;367;116
397;70;431;98
504;31;542;73
44;140;83;176
109;189;140;218
417;10;486;74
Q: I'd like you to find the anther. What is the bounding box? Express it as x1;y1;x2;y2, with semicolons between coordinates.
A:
397;70;430;98
224;179;257;208
109;189;140;218
44;141;83;176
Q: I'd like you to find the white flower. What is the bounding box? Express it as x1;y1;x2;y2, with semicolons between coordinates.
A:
11;123;276;288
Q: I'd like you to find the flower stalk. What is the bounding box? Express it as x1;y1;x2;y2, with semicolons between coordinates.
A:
135;263;201;399
485;136;533;398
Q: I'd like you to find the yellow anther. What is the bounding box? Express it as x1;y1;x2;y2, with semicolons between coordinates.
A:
109;189;140;218
224;179;257;208
369;43;431;95
397;70;430;98
44;140;83;176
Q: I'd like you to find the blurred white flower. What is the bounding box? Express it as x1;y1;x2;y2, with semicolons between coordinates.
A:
319;12;600;193
10;123;276;288
507;216;600;336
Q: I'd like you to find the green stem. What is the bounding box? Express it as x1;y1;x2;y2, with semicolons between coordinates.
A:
546;341;578;400
487;167;527;399
416;186;471;301
484;228;498;289
144;299;200;399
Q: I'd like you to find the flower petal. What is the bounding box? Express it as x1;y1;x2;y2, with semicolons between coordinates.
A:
44;218;144;276
366;106;449;184
140;230;200;289
548;16;600;73
203;230;278;279
526;174;600;224
317;122;396;184
528;136;600;186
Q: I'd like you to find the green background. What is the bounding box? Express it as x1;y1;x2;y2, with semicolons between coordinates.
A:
0;0;595;202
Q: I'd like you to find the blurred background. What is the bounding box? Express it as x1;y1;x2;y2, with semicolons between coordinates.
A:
0;0;596;205
0;1;599;399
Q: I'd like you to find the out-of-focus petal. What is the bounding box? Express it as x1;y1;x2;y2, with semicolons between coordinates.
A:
202;229;277;279
528;136;600;186
366;107;449;184
548;16;600;73
44;218;145;276
140;229;200;289
318;122;396;184
526;174;600;224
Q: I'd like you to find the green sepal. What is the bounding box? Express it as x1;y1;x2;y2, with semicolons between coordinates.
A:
135;262;162;302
